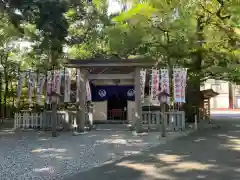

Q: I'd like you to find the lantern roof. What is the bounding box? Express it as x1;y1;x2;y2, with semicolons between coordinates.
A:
49;91;62;97
157;91;170;97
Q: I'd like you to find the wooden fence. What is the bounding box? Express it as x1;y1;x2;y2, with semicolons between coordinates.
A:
14;110;185;131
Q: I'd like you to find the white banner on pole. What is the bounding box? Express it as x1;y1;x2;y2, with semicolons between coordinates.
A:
28;72;36;106
46;71;52;104
160;68;170;104
36;73;46;105
140;69;146;103
64;69;71;102
150;69;160;104
17;72;26;103
180;68;187;103
76;69;80;103
53;70;61;94
86;80;92;101
173;68;182;102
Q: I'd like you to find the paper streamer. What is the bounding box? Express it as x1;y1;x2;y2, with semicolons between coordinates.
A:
76;69;80;103
150;69;160;104
64;69;71;102
180;68;187;103
36;73;46;105
46;71;52;104
140;69;146;103
173;68;182;103
160;68;170;104
28;72;36;106
53;70;61;94
86;80;92;101
17;72;25;103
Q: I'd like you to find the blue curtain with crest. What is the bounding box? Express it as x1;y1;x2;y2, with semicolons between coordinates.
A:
90;85;135;101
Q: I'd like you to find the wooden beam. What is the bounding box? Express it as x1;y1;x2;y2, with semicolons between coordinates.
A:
66;62;154;68
88;73;134;80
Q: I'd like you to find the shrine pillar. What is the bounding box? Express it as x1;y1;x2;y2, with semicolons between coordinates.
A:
134;67;142;133
76;68;88;132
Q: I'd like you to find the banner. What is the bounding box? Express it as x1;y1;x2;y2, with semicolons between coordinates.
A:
28;72;36;106
150;69;160;104
140;69;146;103
46;71;52;104
53;70;61;94
160;68;170;104
173;68;182;102
86;80;92;101
64;69;71;102
76;69;80;103
17;72;26;103
36;73;46;105
180;68;187;103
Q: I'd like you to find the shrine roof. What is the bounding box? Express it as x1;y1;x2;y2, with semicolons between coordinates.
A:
65;56;155;68
201;89;219;99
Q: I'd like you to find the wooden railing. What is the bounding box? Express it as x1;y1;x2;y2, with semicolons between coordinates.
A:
14;110;185;132
141;111;185;131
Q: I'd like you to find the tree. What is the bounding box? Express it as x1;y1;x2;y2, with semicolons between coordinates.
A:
66;0;110;59
5;0;69;135
31;0;69;136
106;0;240;120
0;12;21;118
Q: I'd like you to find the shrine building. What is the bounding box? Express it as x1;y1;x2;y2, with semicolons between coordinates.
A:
65;57;155;124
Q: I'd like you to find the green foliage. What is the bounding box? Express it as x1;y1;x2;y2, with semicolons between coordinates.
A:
0;0;239;117
66;0;110;59
106;0;240;82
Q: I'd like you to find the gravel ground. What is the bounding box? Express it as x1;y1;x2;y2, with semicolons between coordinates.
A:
0;128;189;180
66;119;240;180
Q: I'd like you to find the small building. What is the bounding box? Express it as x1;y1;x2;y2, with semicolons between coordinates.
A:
66;57;155;123
200;89;219;119
202;79;240;109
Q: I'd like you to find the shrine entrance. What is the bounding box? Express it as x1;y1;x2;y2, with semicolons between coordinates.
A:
107;91;127;121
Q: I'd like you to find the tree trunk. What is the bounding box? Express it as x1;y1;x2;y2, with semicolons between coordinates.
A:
11;80;14;117
0;71;2;118
161;104;167;137
4;69;8;118
186;16;204;122
51;101;57;137
49;49;57;137
76;69;87;133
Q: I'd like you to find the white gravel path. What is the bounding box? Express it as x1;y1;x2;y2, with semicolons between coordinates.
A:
0;128;189;180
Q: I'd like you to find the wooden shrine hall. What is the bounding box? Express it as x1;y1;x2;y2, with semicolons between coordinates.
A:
65;57;155;126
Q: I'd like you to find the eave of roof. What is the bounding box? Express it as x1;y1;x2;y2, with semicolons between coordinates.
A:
64;56;155;68
201;89;219;98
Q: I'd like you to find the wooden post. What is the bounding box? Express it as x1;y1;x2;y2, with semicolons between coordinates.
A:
134;67;142;133
51;101;57;137
194;114;198;130
207;98;210;120
161;103;166;137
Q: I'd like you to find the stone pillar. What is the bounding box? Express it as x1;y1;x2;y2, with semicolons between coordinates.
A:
77;68;87;132
134;67;142;133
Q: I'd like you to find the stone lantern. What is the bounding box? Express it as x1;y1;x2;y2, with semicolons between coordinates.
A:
49;91;61;137
157;91;170;137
